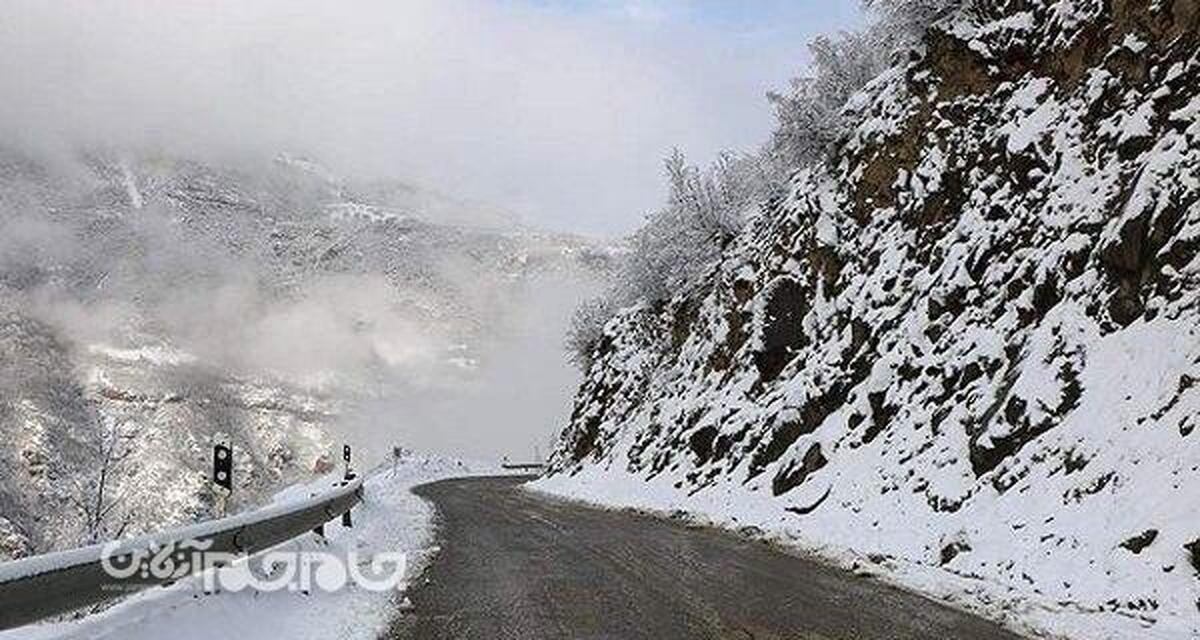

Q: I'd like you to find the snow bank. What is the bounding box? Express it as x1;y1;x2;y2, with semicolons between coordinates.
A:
5;455;498;640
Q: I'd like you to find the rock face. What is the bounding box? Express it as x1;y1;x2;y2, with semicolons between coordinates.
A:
0;150;608;558
546;1;1200;636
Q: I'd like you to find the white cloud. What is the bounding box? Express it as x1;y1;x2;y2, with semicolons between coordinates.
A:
0;1;852;234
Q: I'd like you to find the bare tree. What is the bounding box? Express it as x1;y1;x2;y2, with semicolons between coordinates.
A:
69;417;139;544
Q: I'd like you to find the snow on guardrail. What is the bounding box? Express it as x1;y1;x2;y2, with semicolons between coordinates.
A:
0;476;363;631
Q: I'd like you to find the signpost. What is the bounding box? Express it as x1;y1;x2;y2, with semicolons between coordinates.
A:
342;445;353;528
315;444;355;537
391;445;404;477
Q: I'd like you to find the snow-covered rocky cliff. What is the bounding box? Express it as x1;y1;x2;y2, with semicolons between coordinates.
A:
0;149;608;560
538;2;1200;638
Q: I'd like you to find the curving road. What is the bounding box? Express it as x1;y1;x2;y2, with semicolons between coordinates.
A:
385;476;1023;640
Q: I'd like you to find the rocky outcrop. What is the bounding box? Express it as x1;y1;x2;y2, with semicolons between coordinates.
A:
547;1;1200;636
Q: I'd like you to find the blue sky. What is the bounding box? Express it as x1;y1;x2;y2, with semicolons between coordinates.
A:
520;0;863;32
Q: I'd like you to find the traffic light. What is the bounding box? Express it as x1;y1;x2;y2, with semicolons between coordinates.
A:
213;444;232;491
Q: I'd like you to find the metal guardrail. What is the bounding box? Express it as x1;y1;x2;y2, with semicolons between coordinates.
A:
500;463;545;472
0;476;363;631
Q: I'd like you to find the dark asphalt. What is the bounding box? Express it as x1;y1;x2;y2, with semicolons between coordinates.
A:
384;476;1023;640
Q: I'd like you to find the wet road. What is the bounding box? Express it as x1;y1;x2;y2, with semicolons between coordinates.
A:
384;476;1023;640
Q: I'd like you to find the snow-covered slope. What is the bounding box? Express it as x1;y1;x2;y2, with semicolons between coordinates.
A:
537;2;1200;638
0;149;610;559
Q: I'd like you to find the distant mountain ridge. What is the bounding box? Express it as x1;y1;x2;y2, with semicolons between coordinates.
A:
0;147;611;558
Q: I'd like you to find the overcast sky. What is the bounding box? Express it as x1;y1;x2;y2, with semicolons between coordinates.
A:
0;0;863;235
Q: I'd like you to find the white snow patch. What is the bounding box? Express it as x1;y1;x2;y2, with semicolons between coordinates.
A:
7;456;505;640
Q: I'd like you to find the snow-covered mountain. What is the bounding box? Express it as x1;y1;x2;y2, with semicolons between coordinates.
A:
0;148;610;560
538;2;1200;638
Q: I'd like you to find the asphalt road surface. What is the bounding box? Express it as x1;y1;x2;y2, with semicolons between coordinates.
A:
385;476;1024;640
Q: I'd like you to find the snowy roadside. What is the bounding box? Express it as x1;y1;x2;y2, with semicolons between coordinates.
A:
529;467;1189;640
3;455;499;640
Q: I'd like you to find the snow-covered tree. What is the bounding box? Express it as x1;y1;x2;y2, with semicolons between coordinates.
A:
598;148;771;318
69;417;139;544
565;297;615;369
623;207;718;301
767;30;890;168
864;0;964;44
664;148;769;240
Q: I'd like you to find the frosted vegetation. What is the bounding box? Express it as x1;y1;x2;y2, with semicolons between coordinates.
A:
568;0;963;367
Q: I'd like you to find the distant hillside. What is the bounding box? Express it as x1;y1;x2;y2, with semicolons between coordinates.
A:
0;149;612;558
